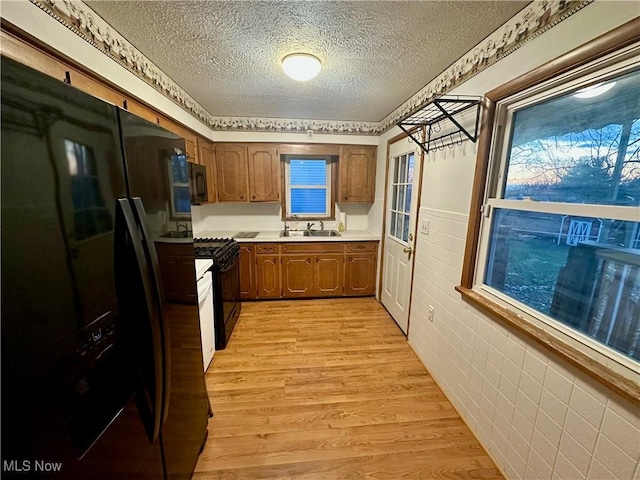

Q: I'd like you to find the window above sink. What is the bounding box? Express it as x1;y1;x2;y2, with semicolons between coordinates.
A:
283;154;335;220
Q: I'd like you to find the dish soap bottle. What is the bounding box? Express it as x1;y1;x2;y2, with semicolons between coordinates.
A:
338;222;345;232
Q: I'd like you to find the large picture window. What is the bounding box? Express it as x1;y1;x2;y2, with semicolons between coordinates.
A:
479;64;640;361
460;28;640;402
284;155;333;219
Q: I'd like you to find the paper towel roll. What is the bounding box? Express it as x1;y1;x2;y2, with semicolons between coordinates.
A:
158;211;167;232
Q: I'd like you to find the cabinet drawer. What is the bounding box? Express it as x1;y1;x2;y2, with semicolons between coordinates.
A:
281;242;345;255
256;243;280;255
346;242;378;253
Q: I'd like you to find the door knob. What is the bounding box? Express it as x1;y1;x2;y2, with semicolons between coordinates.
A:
403;247;413;254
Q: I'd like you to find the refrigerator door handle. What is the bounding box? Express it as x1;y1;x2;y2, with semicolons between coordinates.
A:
115;198;165;442
131;197;171;427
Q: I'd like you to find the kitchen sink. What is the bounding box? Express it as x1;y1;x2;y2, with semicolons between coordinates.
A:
160;231;192;238
307;230;341;237
280;230;340;237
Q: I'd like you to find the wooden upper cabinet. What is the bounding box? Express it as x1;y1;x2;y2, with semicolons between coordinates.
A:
248;145;280;202
68;70;127;108
185;135;198;164
124;99;161;126
215;144;249;202
338;146;376;203
198;138;216;203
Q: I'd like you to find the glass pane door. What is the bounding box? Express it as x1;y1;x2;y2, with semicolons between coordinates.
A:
389;152;415;243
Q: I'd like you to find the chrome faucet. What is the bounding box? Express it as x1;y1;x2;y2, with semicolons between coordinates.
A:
176;221;190;233
319;220;325;231
306;222;315;231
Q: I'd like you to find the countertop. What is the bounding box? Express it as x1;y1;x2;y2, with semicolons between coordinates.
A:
195;229;380;243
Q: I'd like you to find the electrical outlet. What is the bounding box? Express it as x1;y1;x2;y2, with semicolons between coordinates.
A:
428;305;435;322
420;219;430;235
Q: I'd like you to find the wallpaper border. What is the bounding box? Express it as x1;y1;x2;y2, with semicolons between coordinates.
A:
29;0;592;135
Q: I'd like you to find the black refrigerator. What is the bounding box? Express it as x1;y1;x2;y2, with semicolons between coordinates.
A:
1;56;208;479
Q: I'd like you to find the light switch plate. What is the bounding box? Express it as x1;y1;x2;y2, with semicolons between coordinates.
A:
420;218;430;235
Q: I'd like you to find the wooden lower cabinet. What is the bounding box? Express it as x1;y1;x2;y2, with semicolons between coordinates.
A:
239;244;256;299
256;255;281;298
314;254;344;296
281;253;344;298
344;254;376;296
155;242;197;304
282;256;314;298
240;241;377;300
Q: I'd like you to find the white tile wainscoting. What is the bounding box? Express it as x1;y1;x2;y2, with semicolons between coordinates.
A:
407;207;640;480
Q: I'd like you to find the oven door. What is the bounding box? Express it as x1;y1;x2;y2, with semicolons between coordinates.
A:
188;162;208;204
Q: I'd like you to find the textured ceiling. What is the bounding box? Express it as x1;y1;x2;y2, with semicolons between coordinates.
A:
86;1;528;123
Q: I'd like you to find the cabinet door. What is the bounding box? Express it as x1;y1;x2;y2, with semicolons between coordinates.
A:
239;244;256;299
69;69;128;108
185;135;198;164
248;145;280;202
344;254;376;296
156;250;198;304
256;255;281;298
215;144;249;202
339;146;376;202
198;138;216;203
281;255;314;298
313;254;344;297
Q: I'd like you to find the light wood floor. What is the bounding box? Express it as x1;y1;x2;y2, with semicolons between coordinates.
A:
194;298;502;479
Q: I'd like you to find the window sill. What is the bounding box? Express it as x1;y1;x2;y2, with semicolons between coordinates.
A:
455;285;640;406
283;216;336;222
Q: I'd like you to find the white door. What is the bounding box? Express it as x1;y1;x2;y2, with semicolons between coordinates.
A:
381;138;421;334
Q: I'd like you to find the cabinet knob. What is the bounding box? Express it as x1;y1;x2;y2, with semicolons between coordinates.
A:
344;196;348;200
252;195;256;199
240;195;244;200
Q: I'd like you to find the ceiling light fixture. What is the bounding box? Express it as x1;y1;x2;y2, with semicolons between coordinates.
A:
281;53;322;81
573;81;616;99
